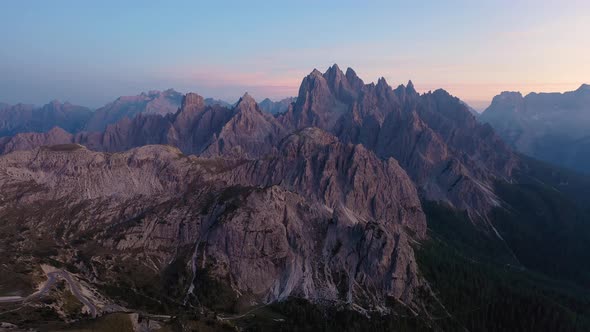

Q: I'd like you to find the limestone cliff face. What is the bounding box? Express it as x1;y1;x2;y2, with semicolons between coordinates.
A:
217;127;426;236
280;65;517;212
200;93;287;159
0;144;427;312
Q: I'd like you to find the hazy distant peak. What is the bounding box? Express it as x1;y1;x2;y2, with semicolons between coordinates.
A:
497;91;524;99
181;92;205;108
577;83;590;92
204;97;231;107
259;97;296;114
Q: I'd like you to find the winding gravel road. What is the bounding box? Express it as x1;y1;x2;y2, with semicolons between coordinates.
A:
0;269;97;317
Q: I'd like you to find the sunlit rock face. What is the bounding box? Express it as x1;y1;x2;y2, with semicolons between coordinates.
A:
0;141;426;311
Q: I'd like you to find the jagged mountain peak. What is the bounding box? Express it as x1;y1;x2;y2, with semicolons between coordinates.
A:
406;80;416;93
376;76;390;89
239;92;255;103
328;63;341;71
233;92;259;113
324;63;345;79
310;68;323;77
345;67;364;89
43;99;79;110
344;67;357;77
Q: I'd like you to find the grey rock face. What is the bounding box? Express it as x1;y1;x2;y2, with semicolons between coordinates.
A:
0;142;427;312
0;65;541;319
201;93;287;159
280;65;516;212
219;127;426;236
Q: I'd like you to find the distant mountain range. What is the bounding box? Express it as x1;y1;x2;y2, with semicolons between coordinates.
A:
480;84;590;173
1;66;589;331
259;96;296;114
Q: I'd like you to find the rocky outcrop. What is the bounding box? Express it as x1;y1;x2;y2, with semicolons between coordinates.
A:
219;127;426;236
481;85;590;173
0;143;428;312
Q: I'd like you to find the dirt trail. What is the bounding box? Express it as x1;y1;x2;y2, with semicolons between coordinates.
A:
0;267;98;317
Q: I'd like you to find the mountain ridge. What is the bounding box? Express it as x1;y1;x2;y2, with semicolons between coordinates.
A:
1;66;589;331
481;84;590;173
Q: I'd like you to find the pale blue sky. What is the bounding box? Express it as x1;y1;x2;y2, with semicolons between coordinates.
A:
1;0;589;110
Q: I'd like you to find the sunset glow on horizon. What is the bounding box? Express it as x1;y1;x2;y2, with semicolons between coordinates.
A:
1;0;589;111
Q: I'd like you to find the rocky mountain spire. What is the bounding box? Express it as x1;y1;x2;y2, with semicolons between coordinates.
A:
406;80;416;94
345;67;364;90
233;92;259;114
